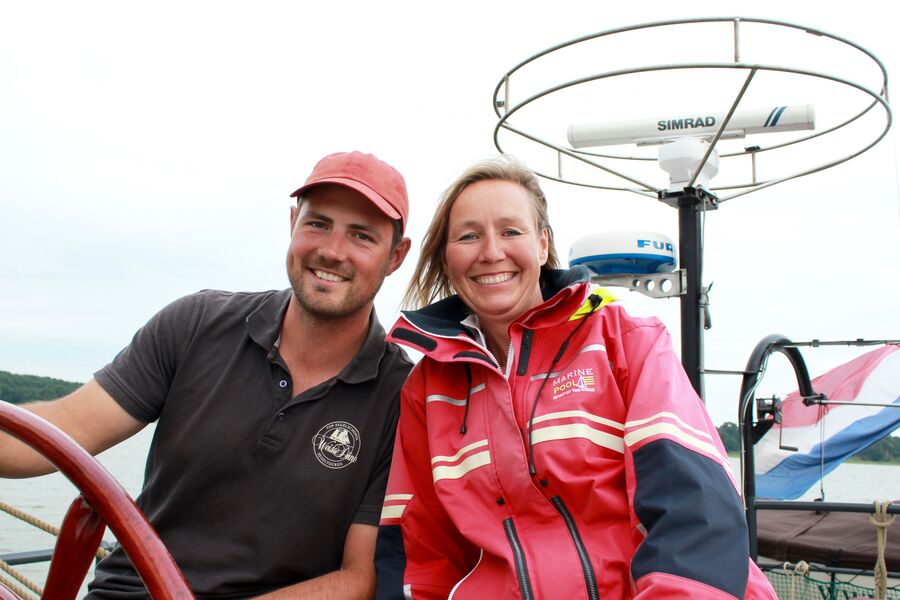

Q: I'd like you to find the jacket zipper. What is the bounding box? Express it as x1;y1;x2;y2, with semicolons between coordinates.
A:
397;318;505;371
448;549;483;600
550;496;600;600
503;517;534;600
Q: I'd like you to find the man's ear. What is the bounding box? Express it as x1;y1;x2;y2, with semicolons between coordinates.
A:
387;237;412;275
289;204;299;235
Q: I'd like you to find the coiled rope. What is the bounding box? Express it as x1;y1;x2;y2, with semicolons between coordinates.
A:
781;559;809;600
870;500;896;600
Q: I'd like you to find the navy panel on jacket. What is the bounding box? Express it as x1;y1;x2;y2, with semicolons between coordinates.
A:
375;524;406;600
631;439;749;598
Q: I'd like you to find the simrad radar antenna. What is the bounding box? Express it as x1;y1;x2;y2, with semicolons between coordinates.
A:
491;17;891;398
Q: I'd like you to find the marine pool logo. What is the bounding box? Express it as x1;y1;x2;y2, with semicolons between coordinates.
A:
552;368;596;400
313;421;360;469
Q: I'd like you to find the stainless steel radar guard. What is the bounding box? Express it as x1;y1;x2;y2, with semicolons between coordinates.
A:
492;17;891;397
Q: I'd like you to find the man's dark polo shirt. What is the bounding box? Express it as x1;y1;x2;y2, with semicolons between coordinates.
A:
89;289;412;599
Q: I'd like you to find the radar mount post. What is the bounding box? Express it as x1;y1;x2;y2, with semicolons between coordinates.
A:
660;186;718;398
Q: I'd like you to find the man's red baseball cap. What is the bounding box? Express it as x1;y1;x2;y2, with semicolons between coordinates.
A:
291;151;408;234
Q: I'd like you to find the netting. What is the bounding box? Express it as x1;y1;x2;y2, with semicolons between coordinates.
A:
766;569;900;599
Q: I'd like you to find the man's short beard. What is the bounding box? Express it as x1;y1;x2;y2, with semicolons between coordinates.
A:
287;260;390;322
290;281;377;321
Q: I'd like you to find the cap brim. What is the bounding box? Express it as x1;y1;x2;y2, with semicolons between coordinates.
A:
290;177;402;222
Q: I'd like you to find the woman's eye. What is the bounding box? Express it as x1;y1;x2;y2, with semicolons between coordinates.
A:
457;233;478;241
502;229;523;237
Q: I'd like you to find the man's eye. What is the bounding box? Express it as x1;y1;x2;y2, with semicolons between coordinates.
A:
353;232;374;242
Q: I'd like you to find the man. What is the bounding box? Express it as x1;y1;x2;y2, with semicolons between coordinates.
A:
0;151;413;599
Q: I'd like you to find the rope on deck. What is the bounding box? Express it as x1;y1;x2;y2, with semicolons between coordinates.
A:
0;560;41;599
871;500;896;600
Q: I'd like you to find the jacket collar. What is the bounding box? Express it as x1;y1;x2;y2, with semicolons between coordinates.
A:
392;266;593;344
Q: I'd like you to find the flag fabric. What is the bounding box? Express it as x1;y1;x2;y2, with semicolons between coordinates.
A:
754;345;900;500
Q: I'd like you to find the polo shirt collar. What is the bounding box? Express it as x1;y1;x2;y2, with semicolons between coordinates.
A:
246;289;292;351
338;310;387;384
245;289;387;385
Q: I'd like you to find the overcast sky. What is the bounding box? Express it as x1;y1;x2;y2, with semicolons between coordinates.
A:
2;1;898;426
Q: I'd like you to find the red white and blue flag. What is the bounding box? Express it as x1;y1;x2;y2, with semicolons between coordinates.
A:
754;345;900;499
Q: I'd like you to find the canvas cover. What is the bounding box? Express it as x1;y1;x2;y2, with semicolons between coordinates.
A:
757;508;899;571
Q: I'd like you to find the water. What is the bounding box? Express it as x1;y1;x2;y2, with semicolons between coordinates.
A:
1;431;898;598
1;424;154;598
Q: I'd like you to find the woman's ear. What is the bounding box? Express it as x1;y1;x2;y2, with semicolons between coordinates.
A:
538;228;550;266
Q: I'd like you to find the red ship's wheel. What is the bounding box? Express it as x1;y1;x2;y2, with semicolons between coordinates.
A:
0;401;192;600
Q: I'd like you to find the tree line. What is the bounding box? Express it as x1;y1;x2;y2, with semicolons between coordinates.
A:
716;421;900;463
0;370;80;405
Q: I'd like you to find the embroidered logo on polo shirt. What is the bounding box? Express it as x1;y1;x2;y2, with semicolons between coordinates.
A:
313;421;361;469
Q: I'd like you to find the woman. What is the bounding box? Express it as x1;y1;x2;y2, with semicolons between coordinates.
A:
376;156;776;599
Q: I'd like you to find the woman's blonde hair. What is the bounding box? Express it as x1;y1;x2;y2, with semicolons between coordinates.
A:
402;155;560;309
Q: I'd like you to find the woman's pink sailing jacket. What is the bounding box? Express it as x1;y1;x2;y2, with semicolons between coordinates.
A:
376;268;777;600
